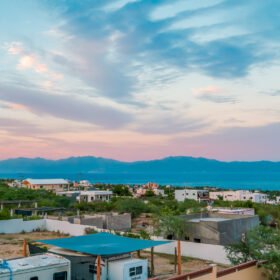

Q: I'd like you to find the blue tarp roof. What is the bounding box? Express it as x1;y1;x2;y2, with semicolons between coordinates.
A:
37;232;171;256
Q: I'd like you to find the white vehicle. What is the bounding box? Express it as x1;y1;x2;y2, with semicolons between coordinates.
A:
0;253;70;280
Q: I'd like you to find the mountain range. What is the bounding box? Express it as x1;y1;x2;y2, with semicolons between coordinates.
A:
0;156;279;174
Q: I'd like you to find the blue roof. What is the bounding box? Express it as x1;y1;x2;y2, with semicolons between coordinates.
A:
37;232;171;256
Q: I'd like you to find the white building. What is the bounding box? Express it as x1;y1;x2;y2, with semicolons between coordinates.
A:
276;196;280;204
175;189;209;202
22;178;70;192
209;190;268;203
79;180;91;187
77;190;113;203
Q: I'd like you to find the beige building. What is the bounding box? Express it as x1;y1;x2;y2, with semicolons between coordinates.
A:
22;178;69;192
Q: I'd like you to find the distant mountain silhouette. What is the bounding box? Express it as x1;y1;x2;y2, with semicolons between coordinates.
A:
0;156;279;174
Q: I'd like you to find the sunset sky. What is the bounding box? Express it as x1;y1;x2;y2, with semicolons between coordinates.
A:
0;0;280;161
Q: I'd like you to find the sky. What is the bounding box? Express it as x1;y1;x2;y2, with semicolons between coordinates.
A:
0;0;280;162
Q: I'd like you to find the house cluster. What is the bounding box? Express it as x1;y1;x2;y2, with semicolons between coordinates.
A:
133;182;165;197
174;188;278;204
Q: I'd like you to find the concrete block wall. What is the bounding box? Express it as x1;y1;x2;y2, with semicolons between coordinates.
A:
105;213;131;231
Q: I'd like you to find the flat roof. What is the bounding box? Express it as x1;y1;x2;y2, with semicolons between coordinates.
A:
23;179;69;185
0;254;69;275
190;218;230;223
37;232;171;257
80;190;113;195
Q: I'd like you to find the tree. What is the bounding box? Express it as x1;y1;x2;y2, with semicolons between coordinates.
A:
154;208;187;240
225;226;280;280
144;189;155;197
114;198;149;218
112;185;132;196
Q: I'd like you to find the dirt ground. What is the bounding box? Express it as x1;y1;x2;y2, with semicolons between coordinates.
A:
0;231;67;259
0;231;228;279
132;251;227;279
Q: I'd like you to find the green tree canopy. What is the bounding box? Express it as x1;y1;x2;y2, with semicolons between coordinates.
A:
225;226;280;280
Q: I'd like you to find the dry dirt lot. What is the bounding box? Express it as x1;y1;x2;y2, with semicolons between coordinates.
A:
134;250;227;279
0;231;67;259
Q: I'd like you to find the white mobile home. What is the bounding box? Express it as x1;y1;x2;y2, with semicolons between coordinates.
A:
0;254;70;280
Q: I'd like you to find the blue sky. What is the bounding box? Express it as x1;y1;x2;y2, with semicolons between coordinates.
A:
0;0;280;161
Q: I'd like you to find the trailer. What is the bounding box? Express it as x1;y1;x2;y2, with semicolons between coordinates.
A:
0;253;70;280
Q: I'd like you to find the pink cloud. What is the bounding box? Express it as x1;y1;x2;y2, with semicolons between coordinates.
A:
192;85;222;95
17;55;48;73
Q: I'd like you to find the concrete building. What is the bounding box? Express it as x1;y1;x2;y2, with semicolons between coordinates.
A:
209;207;255;216
276;196;280;204
77;190;113;203
22;178;70;192
175;189;209;202
180;213;259;245
209;190;268;203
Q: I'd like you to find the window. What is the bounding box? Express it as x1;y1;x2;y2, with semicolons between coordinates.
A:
136;266;143;275
129;267;136;276
30;277;38;280
89;264;96;274
53;271;67;280
194;238;201;243
129;266;143;277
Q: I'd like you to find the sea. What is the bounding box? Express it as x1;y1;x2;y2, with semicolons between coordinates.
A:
0;172;280;191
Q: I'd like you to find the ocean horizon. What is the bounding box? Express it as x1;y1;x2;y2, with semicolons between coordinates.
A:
0;172;279;191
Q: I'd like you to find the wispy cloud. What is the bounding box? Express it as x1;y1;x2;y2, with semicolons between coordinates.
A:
0;84;133;129
192;86;237;104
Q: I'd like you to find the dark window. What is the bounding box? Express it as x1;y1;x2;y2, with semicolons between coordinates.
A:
194;238;201;243
89;264;96;274
185;236;190;241
166;234;173;240
130;266;143;276
30;277;39;280
129;267;136;276
53;271;67;280
136;266;143;275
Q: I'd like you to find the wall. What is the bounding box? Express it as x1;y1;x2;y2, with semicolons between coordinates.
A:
157;262;267;280
218;265;266;280
106;213;131;231
0;218;46;234
151;237;230;265
45;219;98;236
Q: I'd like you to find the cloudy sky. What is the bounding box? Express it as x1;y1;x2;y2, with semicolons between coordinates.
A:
0;0;280;161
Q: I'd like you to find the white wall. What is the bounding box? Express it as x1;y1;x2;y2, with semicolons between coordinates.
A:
151;237;230;265
0;219;46;234
45;219;98;236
